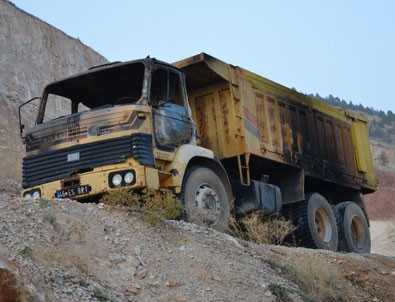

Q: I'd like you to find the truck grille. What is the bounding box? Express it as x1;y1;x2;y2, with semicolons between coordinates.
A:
22;134;154;188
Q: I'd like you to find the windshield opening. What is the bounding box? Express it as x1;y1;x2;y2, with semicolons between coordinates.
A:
40;62;145;122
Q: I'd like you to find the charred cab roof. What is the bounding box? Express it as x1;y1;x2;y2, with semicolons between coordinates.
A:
42;57;182;103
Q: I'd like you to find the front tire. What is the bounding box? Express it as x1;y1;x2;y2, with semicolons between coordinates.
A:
293;193;338;251
180;166;230;232
334;202;371;253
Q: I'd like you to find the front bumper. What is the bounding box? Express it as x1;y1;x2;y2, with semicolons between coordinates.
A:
21;163;160;200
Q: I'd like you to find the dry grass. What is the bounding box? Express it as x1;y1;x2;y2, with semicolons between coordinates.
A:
100;188;183;225
240;212;296;245
271;254;350;302
32;248;89;273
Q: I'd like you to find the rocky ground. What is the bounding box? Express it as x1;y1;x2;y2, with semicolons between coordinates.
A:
1;179;395;302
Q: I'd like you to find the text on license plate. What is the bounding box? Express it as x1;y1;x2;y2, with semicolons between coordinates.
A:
55;185;91;199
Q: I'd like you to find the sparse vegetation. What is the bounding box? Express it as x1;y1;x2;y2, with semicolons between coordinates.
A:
33;249;88;273
377;150;390;166
19;246;33;258
38;198;49;208
271;254;349;302
240;213;296;245
100;188;183;225
268;283;291;301
93;287;108;302
44;213;57;225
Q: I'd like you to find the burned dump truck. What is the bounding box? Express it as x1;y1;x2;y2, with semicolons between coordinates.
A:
19;53;377;253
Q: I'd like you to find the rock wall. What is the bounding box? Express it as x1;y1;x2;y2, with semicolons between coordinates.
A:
0;0;107;180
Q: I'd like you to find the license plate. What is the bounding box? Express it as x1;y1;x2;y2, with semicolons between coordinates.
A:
55;185;91;199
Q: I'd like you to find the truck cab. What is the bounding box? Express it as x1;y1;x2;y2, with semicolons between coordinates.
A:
20;58;224;199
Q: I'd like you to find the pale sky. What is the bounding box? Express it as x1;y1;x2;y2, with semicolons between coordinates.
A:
11;0;395;112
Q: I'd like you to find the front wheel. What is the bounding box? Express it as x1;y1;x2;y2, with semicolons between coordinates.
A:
180;166;230;232
334;202;371;253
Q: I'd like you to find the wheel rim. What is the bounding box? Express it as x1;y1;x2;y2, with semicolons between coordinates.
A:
194;184;221;226
315;208;332;242
350;215;366;249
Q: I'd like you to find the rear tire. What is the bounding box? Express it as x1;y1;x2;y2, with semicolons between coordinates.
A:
180;166;230;232
293;193;338;251
334;202;371;253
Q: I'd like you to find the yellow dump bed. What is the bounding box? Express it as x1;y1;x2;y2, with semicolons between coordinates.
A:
174;53;377;193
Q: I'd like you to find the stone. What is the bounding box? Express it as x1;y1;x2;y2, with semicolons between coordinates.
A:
136;267;148;280
134;245;142;256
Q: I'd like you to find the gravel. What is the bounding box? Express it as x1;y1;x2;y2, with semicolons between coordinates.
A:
0;180;302;301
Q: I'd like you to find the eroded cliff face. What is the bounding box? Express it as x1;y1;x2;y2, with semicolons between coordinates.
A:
0;0;107;179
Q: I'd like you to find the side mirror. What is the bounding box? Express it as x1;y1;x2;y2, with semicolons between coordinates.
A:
18;97;41;139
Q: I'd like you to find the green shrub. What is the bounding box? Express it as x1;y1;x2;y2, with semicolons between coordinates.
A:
19;246;33;258
44;213;57;225
93;287;108;301
268;283;290;301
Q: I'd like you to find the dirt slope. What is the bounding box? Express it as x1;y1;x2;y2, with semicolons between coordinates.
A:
1;181;395;302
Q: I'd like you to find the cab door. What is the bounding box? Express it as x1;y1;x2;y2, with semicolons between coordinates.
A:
150;67;193;152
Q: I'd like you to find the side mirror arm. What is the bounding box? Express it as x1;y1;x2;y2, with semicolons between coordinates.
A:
18;97;41;139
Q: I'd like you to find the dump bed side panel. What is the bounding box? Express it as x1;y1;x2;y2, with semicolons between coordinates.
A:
188;81;241;159
174;53;377;193
240;68;376;192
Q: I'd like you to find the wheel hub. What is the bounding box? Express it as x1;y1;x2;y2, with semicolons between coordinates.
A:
350;215;365;248
315;208;332;242
194;185;221;225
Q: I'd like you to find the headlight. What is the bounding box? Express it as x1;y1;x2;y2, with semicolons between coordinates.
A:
124;172;135;184
24;193;32;200
111;174;123;187
32;191;41;199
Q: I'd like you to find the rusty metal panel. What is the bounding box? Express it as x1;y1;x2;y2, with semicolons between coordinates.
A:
192;92;218;154
342;126;355;170
324;119;336;163
333;123;346;167
288;106;299;153
218;88;232;148
255;94;269;145
297;110;311;155
188;82;240;159
176;53;377;192
266;97;279;147
315;116;327;160
278;102;290;153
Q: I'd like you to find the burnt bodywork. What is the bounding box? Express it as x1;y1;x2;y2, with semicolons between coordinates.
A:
20;58;195;193
22;134;154;188
174;53;377;208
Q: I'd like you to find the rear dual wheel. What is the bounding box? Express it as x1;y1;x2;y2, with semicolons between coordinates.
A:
334;202;371;253
293;193;338;251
